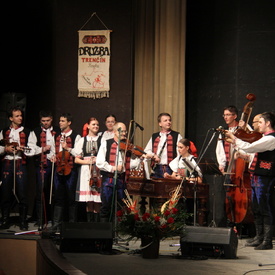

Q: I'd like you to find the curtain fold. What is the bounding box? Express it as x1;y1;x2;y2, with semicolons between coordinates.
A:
134;0;186;147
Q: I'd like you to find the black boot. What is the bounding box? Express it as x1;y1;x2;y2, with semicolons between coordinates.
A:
246;224;264;247
0;208;10;229
94;213;100;222
19;205;28;231
51;206;63;233
35;202;43;228
254;224;274;250
69;206;78;223
87;212;95;222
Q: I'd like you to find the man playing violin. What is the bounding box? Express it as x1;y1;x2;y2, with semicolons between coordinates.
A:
0;106;31;230
96;122;146;222
51;113;81;232
26;110;60;228
225;112;275;250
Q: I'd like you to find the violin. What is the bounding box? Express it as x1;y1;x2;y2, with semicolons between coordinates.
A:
89;147;102;191
0;139;31;153
119;139;146;157
56;135;71;176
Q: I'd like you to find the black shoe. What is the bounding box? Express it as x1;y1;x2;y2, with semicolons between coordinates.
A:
254;241;273;250
19;221;29;231
245;237;264;247
0;220;10;230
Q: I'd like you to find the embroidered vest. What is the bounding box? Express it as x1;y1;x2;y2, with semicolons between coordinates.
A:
83;135;102;157
152;130;179;163
33;126;59;166
104;138;131;180
55;130;78;168
254;133;275;176
2;127;30;164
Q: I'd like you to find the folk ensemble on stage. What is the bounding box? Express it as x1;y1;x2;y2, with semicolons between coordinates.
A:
0;99;275;251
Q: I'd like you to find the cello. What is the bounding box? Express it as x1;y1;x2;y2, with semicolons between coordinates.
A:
224;93;259;225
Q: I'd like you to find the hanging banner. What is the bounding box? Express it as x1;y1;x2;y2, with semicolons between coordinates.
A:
78;30;111;99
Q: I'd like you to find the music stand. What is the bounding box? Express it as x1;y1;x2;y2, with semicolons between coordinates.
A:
198;158;223;227
182;158;202;226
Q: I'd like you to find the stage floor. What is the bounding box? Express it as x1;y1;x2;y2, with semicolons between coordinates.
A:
0;219;275;275
63;237;275;275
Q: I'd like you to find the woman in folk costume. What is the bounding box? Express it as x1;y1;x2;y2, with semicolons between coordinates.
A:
164;138;202;183
75;117;103;222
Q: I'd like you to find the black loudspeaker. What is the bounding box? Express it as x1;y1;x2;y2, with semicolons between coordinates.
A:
180;226;238;259
60;222;113;253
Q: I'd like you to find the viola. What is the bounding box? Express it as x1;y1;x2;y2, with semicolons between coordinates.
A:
119;139;146;157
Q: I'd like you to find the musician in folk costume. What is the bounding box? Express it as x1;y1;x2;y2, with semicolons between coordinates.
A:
144;112;197;178
164;138;202;183
82;114;116;142
74;117;103;222
0;106;31;230
27;110;60;227
51;113;81;232
96;122;145;222
226;112;275;250
215;106;240;173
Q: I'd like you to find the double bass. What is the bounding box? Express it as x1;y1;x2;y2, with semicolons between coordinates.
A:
224;93;260;225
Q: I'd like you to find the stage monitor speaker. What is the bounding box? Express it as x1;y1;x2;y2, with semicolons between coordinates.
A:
180;226;238;259
60;222;113;253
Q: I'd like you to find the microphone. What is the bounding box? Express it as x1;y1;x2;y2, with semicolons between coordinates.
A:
133;121;144;131
209;126;223;132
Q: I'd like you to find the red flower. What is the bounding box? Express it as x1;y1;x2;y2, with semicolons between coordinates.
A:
167;217;175;224
116;210;124;217
164;210;170;217
171;208;178;214
142;212;150;221
161;224;167;229
154;216;160;222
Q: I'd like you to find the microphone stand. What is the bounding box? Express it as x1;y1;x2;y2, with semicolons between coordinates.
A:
38;151;46;232
186;129;220;226
110;129;129;250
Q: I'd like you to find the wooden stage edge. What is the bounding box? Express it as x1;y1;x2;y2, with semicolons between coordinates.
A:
0;234;85;275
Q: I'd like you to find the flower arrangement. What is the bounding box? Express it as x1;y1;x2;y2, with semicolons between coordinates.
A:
116;204;189;241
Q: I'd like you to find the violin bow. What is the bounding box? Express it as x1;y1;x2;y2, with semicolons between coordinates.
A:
13;150;20;203
122;120;134;163
49;160;54;205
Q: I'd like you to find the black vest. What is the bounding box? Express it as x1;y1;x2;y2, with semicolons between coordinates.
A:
152;130;179;159
254;132;275;177
82;135;102;157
